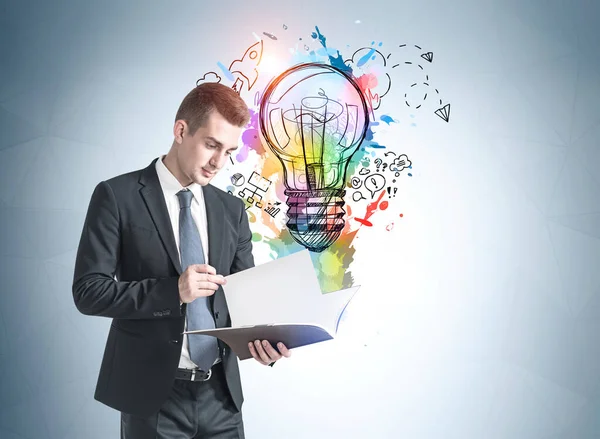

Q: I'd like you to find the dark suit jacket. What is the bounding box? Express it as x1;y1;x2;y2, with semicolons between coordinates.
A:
72;158;254;417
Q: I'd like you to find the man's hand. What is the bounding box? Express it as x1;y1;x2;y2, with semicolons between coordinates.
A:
248;340;291;366
178;264;226;304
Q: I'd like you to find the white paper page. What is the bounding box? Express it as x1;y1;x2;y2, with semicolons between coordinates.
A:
319;285;361;332
222;250;358;332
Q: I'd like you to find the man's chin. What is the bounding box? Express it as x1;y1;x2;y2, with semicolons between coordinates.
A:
193;174;213;186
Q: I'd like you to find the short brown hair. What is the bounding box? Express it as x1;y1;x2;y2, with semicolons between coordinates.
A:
175;82;250;135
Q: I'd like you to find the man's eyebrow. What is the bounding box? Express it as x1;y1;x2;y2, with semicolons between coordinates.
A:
206;136;238;151
205;136;223;147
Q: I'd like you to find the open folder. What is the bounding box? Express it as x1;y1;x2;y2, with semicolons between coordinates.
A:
184;249;360;360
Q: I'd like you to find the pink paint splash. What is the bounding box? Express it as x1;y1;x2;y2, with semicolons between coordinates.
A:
238;109;265;162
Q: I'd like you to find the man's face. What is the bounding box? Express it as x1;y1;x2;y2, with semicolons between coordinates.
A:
175;110;242;186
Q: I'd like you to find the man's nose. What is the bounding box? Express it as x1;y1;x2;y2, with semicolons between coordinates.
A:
211;152;228;168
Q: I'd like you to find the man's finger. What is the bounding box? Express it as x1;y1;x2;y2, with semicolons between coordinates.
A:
253;340;271;364
196;281;220;291
276;342;292;358
248;342;268;365
190;264;216;275
193;284;217;298
202;274;226;285
262;340;282;361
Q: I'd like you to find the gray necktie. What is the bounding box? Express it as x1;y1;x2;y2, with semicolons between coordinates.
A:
176;189;219;371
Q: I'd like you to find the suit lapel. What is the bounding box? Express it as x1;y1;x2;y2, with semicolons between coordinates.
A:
203;184;224;273
137;161;225;276
139;159;182;274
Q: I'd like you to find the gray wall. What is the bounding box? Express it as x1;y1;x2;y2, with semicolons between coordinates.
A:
1;0;599;437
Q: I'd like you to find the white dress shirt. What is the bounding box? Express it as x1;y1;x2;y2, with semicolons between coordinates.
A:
155;155;212;370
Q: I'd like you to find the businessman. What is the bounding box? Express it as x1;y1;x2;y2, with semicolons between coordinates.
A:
73;82;291;438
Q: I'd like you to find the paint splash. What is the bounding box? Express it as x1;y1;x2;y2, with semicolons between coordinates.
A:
218;25;415;290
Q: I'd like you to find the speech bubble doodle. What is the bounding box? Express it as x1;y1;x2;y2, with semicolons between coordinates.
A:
364;174;386;198
351;177;362;189
359;167;370;176
352;191;366;202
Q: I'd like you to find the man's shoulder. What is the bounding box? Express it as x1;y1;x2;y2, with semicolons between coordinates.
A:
103;159;157;190
204;183;244;211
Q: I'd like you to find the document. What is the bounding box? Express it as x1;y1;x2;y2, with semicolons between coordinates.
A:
184;249;360;360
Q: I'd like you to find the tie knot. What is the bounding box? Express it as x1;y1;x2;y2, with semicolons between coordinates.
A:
176;189;194;208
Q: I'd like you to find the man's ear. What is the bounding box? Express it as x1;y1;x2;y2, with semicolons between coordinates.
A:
173;120;187;144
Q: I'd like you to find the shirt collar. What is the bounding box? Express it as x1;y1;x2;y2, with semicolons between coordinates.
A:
155;155;204;205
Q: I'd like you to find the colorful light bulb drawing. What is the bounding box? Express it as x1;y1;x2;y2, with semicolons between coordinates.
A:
259;63;369;252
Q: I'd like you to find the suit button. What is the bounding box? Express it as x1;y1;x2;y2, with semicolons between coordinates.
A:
170;339;180;344
215;311;220;319
153;311;162;317
163;309;171;316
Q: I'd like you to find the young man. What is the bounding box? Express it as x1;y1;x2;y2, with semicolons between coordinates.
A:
73;82;291;438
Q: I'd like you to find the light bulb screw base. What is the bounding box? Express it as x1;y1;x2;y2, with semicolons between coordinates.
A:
284;188;347;253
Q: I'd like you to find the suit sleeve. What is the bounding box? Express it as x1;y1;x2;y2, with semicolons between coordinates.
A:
229;198;255;274
72;180;182;319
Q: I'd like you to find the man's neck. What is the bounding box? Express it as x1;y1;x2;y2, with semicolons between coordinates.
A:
162;152;192;187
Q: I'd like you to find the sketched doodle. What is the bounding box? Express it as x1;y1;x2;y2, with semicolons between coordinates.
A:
421;52;433;62
229;40;264;94
231;173;245;187
391;44;428;70
259;62;369;252
228;172;285;218
345;44;392;118
196;72;222;86
404;81;442;109
352;191;366;202
347;150;412;208
389;154;411;172
390;44;451;122
386;186;398;198
195;40;264;96
435;103;451;122
364;173;386;199
263;32;277;40
264;201;282;218
238;171;272;209
350;176;362;189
